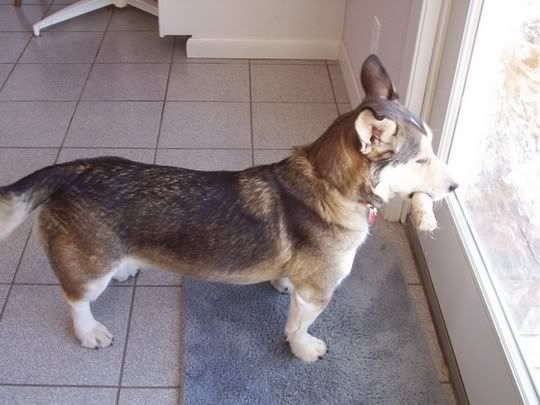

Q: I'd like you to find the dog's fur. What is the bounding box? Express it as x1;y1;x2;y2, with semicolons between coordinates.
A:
0;55;457;362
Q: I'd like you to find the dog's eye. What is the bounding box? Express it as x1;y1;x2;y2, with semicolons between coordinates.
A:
416;159;428;164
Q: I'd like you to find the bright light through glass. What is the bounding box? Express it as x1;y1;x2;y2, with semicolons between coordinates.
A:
448;0;539;394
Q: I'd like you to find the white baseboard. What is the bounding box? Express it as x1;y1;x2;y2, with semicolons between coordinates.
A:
186;38;341;60
337;41;361;109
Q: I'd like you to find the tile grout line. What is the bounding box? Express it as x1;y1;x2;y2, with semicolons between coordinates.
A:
2;282;181;287
325;60;340;116
125;283;183;287
10;61;229;65
248;59;254;165
4;282;130;287
0;0;77;329
112;15;171;394
52;9;113;164
177;284;186;404
0;230;33;324
0;0;111;333
0;1;80;332
0;383;180;389
114;27;175;405
152;36;175;164
159;41;185;400
114;272;138;405
0;16;45;96
0;146;294;151
106;6;115;33
1;60;328;66
0;99;339;105
0;21;183;396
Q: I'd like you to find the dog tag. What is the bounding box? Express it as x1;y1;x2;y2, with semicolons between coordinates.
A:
368;205;378;225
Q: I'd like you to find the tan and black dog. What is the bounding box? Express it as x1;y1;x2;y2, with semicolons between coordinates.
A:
0;55;457;362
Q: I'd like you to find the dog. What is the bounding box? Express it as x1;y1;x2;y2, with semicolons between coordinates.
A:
0;55;457;362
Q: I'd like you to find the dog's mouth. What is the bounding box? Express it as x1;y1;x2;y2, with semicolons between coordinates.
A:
404;191;433;200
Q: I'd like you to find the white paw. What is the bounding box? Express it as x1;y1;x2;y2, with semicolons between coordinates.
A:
76;321;114;349
411;193;437;232
289;334;327;362
271;278;293;294
412;210;438;232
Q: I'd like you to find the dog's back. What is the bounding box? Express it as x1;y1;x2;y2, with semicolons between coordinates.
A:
1;157;300;284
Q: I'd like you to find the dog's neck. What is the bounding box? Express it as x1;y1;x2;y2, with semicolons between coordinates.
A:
302;116;383;209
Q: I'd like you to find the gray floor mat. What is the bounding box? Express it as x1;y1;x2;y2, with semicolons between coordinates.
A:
182;230;447;404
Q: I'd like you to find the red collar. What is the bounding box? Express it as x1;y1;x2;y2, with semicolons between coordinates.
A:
358;201;378;225
367;205;378;225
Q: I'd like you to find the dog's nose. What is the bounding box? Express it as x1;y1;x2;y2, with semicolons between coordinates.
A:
448;183;459;192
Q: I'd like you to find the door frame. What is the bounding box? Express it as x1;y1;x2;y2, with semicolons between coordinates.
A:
414;0;540;403
384;0;447;221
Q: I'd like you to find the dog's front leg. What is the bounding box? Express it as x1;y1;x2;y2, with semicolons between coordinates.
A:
285;287;332;362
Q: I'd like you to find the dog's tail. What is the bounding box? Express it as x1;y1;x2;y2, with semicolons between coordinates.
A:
0;164;80;240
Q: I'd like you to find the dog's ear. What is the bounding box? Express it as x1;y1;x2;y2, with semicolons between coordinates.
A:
360;54;398;100
355;109;397;160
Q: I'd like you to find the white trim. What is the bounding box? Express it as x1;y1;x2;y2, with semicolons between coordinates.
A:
421;0;453;122
389;0;425;222
436;0;481;161
337;41;362;109
401;0;445;115
396;0;451;223
398;0;424;102
130;0;158;16
186;38;340;60
399;199;412;223
385;198;404;222
389;0;444;222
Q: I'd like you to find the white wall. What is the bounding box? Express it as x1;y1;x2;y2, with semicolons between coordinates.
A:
159;0;347;60
339;0;430;221
160;0;418;72
340;0;416;106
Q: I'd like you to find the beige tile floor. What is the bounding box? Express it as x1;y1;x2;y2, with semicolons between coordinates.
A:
0;5;457;404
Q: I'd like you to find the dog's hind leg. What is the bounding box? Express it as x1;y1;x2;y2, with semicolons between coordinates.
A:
271;277;293;294
111;259;140;282
52;253;116;348
40;222;117;348
65;274;114;348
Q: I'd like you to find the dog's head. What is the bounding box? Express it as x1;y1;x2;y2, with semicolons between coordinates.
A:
302;55;457;207
352;55;458;202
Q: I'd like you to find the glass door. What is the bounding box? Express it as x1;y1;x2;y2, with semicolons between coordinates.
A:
418;0;539;403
